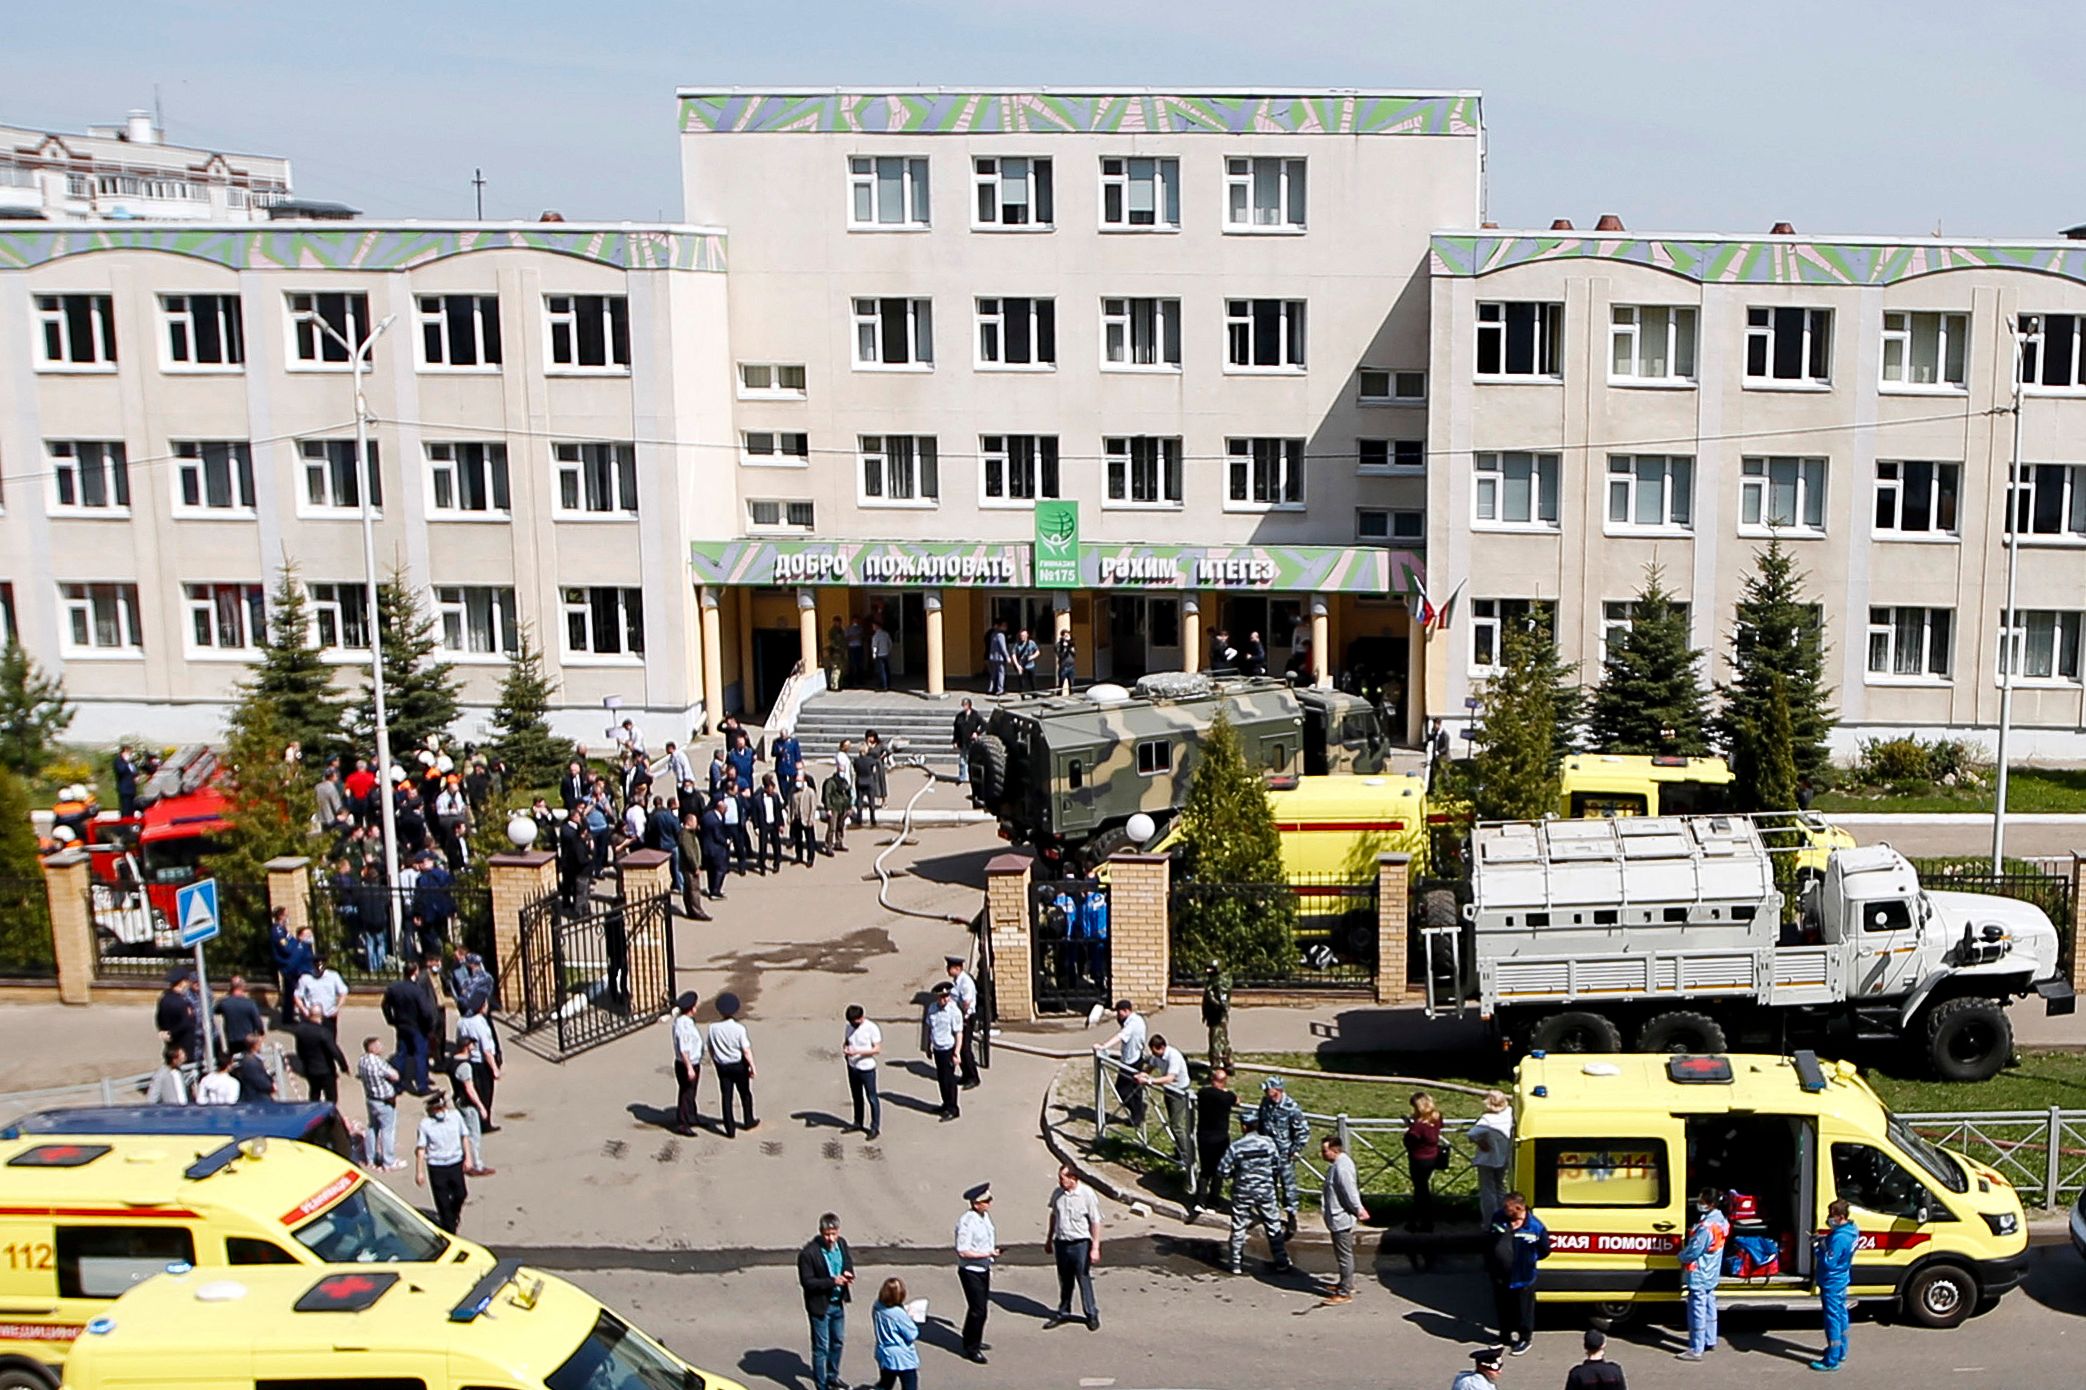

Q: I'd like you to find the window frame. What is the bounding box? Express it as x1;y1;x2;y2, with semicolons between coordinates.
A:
971;155;1054;231
1222;155;1306;233
1880;310;1968;393
560;585;646;664
1097;155;1180;232
851;297;935;371
298;439;382;517
978;433;1062;509
747;499;819;534
1357;367;1427;405
58;582;144;658
1739;455;1829;535
1357;439;1425;476
974;296;1057;371
1607;304;1697;386
1475;301;1565;380
1866;605;1954;683
1604;454;1694;534
1744;305;1834;387
1357;508;1425;544
1099;296;1181;372
170;440;258;517
34;293;118;371
2005;462;2086;543
159;292;245;372
2018;313;2086;394
1469;598;1536;676
1102;435;1184;510
424;441;512;519
736;362;807;400
1995;608;2085;685
1473;451;1561;530
543;293;631;374
47;440;131;516
182;582;267;659
415;293;503;372
1872;459;1960;539
552;441;640;516
307;582;372;657
857;434;940;509
284;291;372;371
738;431;810;470
434;585;520;661
1223;437;1305;512
846;155;931;230
1224;298;1307;374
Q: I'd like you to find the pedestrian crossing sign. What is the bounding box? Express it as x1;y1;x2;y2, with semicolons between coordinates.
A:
176;878;220;948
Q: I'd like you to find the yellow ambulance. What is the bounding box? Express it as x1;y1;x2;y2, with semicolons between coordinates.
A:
0;1134;492;1387
57;1259;745;1390
1512;1050;2028;1328
1557;754;1855;872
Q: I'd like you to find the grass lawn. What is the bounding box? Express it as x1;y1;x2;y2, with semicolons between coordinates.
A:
1814;767;2086;815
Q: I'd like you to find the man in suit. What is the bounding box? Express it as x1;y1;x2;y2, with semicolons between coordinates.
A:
751;774;787;875
699;796;731;900
676;813;712;920
114;746;140;817
560;760;589;811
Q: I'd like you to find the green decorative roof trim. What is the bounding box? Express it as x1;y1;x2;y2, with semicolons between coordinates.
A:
681;91;1479;138
0;226;726;273
1432;233;2086;286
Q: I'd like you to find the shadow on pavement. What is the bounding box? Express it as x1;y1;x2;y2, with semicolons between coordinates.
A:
735;1346;808;1390
1319;1009;1508;1081
906;845;1003;890
991;1287;1057;1319
626;1102;679;1131
790;1109;850;1130
2017;1246;2086;1317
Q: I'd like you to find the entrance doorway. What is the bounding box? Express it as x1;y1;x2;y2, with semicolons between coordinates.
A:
1099;595;1181;682
1217;597;1301;675
751;630;799;713
861;592;928;684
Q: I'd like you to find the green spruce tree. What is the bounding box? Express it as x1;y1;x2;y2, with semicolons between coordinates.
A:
1586;564;1712;755
237;562;349;765
0;642;75;778
488;623;575;793
1717;538;1835;807
0;768;53;970
350;568;461;763
1169;709;1296;978
1471;605;1567;821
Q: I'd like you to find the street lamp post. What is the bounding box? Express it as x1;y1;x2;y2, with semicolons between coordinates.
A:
302;309;402;947
1991;323;2028;874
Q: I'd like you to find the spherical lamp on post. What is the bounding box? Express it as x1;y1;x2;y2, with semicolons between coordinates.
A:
506;812;539;852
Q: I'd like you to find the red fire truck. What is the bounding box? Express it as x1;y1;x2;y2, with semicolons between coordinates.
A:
69;747;232;952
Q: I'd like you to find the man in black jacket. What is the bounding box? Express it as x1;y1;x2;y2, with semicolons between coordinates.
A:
698;798;731;900
288;1018;348;1104
751;775;787;875
797;1212;855;1390
382;960;435;1094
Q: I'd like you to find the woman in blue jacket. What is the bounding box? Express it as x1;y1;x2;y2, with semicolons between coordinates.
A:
872;1277;921;1390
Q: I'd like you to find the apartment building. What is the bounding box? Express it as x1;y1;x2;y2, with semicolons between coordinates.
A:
1426;225;2086;756
0;221;731;744
0;113;293;222
680;88;1480;736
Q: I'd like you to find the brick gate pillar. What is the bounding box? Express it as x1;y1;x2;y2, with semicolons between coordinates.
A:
1105;853;1171;1014
41;850;93;1005
1375;852;1412;1006
488;851;557;1017
985;853;1034;1023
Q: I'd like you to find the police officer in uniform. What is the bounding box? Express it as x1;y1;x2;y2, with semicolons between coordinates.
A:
953;1183;999;1364
945;954;981;1089
1216;1108;1293;1276
1257;1076;1311;1235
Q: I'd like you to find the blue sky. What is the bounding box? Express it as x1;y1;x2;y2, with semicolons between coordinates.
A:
13;1;2082;237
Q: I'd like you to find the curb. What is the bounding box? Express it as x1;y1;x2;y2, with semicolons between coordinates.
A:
1827;812;2086;826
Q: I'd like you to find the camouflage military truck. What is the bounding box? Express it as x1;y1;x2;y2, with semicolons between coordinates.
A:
965;672;1387;869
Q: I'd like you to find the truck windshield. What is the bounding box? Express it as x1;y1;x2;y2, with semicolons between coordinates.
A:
1885;1112;1970;1194
292;1179;450;1262
547;1310;703;1390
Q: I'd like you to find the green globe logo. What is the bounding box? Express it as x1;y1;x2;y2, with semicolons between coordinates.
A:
1039;507;1076;552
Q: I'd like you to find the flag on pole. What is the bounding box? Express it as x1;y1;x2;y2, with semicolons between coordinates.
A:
1433;580;1468;633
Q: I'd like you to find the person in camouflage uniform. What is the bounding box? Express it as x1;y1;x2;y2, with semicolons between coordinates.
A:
1257;1076;1311;1233
1201;962;1232;1067
1216;1108;1294;1276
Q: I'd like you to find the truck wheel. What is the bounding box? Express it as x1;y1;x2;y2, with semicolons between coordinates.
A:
1589;1300;1640;1330
1636;1010;1727;1055
1422;889;1459;978
1902;1262;1977;1329
0;1364;59;1390
967;734;1008;806
1924;997;2012;1082
1528;1011;1623;1054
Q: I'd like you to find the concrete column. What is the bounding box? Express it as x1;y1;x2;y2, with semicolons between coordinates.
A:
699;588;725;734
923;589;946;696
796;588;820;675
40;850;93;1005
616;848;673;904
1374;852;1412;1006
265;856;312;937
1311;593;1332;689
1052;590;1072;640
1405;612;1427;745
1105;852;1171;1013
985;852;1035;1023
2071;853;2086;996
488;850;558;1018
1181;593;1201;674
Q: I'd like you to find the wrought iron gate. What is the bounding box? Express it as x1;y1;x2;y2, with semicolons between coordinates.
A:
516;889;675;1057
1031;878;1109;1016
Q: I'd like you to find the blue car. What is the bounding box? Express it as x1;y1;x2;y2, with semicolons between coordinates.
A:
0;1101;353;1158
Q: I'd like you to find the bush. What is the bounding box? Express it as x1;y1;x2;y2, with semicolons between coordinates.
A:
1857;737;1933;786
1851;736;1992;793
41;756;96;792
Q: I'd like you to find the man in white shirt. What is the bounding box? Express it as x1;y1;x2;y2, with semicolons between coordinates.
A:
1044;1165;1104;1330
707;991;757;1137
662;740;696;788
841;1004;882;1139
672;991;704;1136
295;954;349;1040
954;1183;999;1363
945;954;981;1090
1093;998;1149;1125
414;1090;470;1233
455;999;502;1128
145;1044;189;1105
924;983;962;1121
196;1051;241;1105
1134;1033;1195;1171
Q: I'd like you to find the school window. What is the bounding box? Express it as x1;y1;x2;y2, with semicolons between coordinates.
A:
417;294;503;369
1101;297;1180;369
35;293;117;367
436;586;519;656
1224;437;1304;510
973;156;1053;228
59;583;143;654
1608;305;1696;383
1104;436;1183;507
1606;454;1693;530
1740;456;1828;533
1867;606;1953;680
1223;156;1305;231
1358;368;1426;404
1744;306;1833;385
1881;311;1967;390
554;442;639;513
1996;609;2084;683
2019;313;2086;391
858;434;939;506
748;499;818;533
852;297;934;369
1873;460;1959;535
1601;599;1690;665
172;441;257;513
307;583;371;651
1470;599;1538;674
975;297;1056;368
1473;451;1560;528
544;294;630;370
160;293;244;368
0;585;14;647
1135;741;1171;775
1098;156;1179;229
2005;463;2086;540
979;434;1061;505
48;441;130;512
1476;301;1563;378
299;440;381;513
738;362;807;398
426;442;511;515
562;586;645;659
54;1225;194;1298
1358;439;1425;474
740;432;809;469
1531;1138;1670;1208
184;582;267;654
848;155;931;228
286;291;371;365
1224;299;1306;371
1357;508;1424;543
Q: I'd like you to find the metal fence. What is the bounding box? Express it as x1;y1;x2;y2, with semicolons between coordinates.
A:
89;878;270;984
1031;878;1110;1016
515;889;675;1058
1900;1108;2086;1211
307;880;495;988
1909;855;2077;973
1169;875;1378;992
0;876;55;979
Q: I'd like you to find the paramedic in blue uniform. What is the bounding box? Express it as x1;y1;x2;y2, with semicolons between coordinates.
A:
1674;1187;1729;1360
1810;1199;1859;1373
